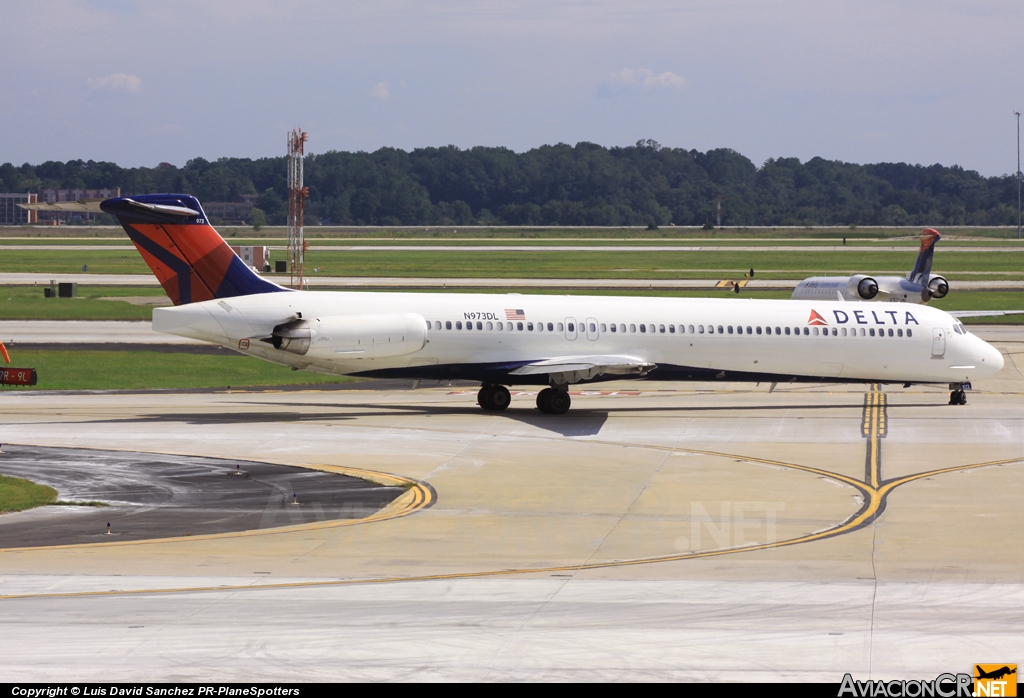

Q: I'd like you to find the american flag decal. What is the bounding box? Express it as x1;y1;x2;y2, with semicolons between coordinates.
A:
505;308;526;320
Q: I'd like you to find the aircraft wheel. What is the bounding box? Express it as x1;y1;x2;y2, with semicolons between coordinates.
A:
477;385;491;409
548;390;571;415
536;388;553;413
489;385;511;411
949;389;967;405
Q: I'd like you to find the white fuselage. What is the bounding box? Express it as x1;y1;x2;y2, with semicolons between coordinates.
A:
153;291;1003;386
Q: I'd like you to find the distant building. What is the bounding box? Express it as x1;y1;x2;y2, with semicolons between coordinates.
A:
0;193;38;224
229;245;270;271
204;194;260;225
36;188;121;223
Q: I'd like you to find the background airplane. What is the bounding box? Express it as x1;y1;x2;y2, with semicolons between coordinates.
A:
791;229;948;303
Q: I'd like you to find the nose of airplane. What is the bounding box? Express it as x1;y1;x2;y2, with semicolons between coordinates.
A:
976;337;1004;375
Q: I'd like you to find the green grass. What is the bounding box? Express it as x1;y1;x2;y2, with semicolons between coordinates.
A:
3;247;1024;279
4;225;1023;240
0;286;164;320
0;474;57;513
0;350;361;391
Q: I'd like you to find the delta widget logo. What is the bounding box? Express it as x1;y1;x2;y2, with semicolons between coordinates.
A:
808;309;828;326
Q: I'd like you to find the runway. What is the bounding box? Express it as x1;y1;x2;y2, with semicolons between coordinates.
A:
0;330;1022;680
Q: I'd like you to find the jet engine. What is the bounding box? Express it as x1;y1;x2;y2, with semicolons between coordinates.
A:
926;274;949;299
849;275;879;300
267;313;428;359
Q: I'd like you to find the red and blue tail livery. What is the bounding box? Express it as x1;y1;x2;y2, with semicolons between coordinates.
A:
100;194;287;306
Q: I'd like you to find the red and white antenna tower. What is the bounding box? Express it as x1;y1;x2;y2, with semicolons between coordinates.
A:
287;128;308;289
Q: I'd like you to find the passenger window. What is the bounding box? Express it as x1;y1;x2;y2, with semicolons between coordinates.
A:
869;328;875;336
746;326;752;334
897;329;903;337
497;321;503;330
477;321;483;330
659;324;665;333
528;322;534;331
813;327;819;336
467;322;473;331
688;325;694;334
517;322;523;331
775;327;781;334
717;325;724;334
590;323;597;333
566;322;573;332
669;325;675;334
548;322;554;332
558;323;564;331
486;321;493;330
708;325;714;334
619;324;626;333
610;324;617;333
507;323;513;332
456;321;463;330
860;328;866;337
888;328;893;337
756;326;762;335
601;323;607;332
446;321;452;330
698;325;705;334
831;328;837;336
785;327;791;335
640;324;646;333
630;324;636;333
907;329;912;337
727;326;734;334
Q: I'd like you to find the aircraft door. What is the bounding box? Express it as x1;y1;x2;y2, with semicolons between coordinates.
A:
586;317;599;341
931;327;946;357
564;318;577;341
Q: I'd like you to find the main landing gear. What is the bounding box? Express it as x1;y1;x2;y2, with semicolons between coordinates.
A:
536;387;571;415
949;383;968;405
477;384;512;411
476;383;572;414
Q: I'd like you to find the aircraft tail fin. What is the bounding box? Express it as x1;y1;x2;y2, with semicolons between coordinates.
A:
907;228;941;285
100;194;288;306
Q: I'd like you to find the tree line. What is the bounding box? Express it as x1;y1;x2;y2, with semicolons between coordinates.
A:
2;140;1019;227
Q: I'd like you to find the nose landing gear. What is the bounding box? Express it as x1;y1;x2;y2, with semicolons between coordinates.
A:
949;382;968;405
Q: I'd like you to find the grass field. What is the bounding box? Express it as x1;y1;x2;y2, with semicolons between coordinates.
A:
3;248;1024;280
0;474;57;513
4;225;1023;240
0;286;165;320
0;350;360;391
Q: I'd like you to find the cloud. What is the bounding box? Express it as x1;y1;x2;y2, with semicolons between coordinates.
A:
86;73;142;93
607;68;686;90
370;82;391;100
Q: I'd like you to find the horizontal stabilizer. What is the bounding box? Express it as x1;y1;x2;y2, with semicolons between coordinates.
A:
17;199;104;213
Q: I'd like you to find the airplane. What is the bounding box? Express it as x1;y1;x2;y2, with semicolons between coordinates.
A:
791;229;949;303
975;666;1016;681
21;195;1005;411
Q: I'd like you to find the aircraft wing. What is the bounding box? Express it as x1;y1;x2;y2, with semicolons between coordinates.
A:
949;310;1024;318
510;355;655;383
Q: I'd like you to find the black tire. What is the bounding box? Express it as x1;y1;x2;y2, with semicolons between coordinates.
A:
478;385;492;409
548;390;571;415
536;388;553;413
490;385;511;411
958;390;967;405
949;391;958;405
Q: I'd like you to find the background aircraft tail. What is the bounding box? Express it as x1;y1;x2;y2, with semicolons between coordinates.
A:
906;228;941;285
101;194;287;306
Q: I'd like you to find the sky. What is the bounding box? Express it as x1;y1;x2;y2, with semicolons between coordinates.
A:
1;0;1022;175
